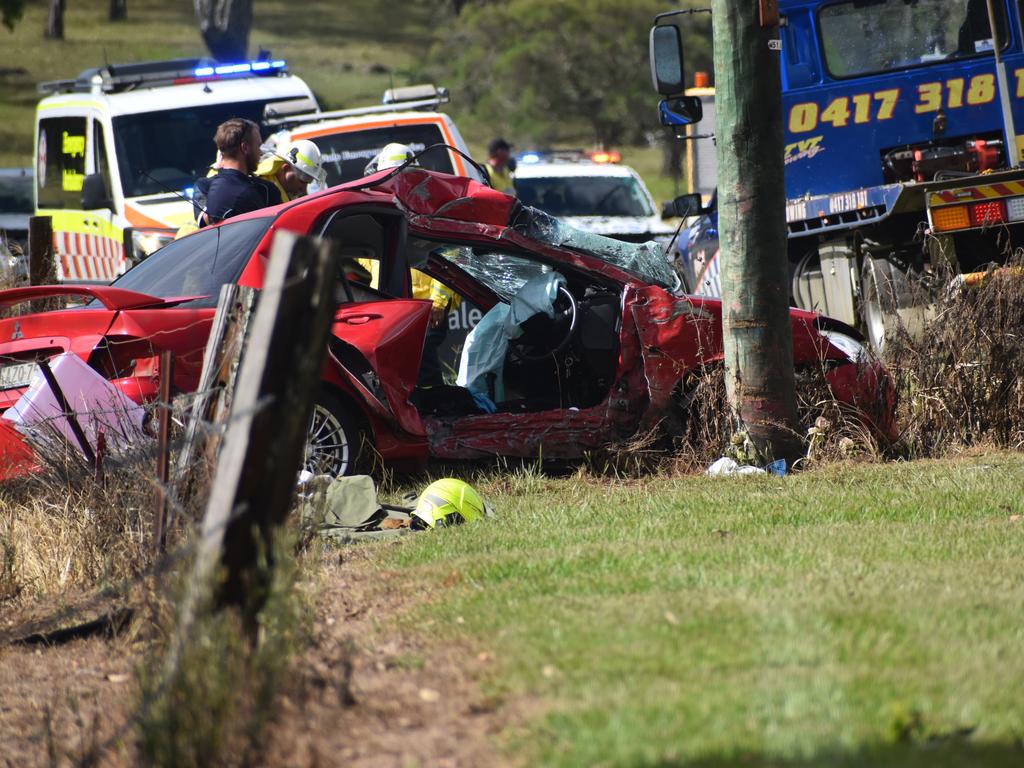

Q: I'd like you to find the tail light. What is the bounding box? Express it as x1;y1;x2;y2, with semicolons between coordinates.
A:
1004;196;1024;221
969;200;1007;227
932;200;1012;232
932;205;970;232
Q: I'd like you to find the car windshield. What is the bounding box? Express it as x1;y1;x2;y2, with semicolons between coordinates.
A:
99;217;271;308
308;123;455;186
511;206;677;292
0;171;33;213
113;100;291;198
819;0;1006;78
411;237;552;302
514;175;654;217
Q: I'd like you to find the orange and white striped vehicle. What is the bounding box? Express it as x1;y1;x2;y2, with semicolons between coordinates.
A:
34;57;317;283
265;84;484;189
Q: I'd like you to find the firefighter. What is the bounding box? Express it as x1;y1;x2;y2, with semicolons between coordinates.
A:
256;138;327;201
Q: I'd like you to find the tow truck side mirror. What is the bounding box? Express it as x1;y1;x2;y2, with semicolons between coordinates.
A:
662;193;704;219
650;24;685;96
81;174;113;211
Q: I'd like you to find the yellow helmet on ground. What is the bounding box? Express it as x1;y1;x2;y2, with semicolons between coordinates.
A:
411;478;485;529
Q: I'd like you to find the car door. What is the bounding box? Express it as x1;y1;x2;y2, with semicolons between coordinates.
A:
318;207;431;433
329;299;432;435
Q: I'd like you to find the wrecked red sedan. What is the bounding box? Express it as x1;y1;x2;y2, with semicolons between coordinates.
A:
0;168;889;478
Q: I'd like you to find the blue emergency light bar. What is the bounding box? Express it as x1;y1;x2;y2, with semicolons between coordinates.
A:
194;59;287;78
40;57;290;95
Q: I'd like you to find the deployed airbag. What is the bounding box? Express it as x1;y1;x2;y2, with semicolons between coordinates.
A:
457;272;566;400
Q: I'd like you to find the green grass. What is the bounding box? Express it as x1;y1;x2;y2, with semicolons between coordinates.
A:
0;0;681;205
375;456;1024;766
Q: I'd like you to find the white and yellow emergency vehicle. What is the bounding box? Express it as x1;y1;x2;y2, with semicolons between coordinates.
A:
34;57;317;283
266;84;483;187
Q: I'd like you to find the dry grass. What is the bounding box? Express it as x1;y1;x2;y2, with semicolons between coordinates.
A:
0;461;177;610
0;407;185;606
885;249;1024;457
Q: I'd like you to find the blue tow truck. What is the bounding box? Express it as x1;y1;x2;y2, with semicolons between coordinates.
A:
653;0;1024;351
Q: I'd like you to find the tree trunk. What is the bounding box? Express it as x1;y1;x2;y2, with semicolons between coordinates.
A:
710;0;801;462
452;0;468;14
194;0;253;62
44;0;63;39
108;0;126;21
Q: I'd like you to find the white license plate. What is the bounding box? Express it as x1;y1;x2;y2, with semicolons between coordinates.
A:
0;362;35;390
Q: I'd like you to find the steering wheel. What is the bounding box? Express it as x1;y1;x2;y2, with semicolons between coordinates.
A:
509;284;578;362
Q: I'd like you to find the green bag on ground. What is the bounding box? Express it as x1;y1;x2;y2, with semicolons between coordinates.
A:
300;474;416;543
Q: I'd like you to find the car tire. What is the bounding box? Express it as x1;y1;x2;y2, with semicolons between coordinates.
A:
304;390;369;478
860;257;930;355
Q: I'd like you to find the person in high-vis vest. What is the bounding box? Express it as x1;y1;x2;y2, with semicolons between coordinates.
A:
361;143;461;386
485;137;516;194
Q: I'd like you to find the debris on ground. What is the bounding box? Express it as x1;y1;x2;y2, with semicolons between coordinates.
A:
301;475;490;542
706;456;787;477
3;352;144;456
706;457;766;476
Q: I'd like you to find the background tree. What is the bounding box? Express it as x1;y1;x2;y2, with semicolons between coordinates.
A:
433;0;711;148
109;0;126;22
195;0;252;61
1;0;25;31
45;0;63;39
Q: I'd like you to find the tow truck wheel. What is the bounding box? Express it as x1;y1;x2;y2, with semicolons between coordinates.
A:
860;257;930;355
304;391;368;478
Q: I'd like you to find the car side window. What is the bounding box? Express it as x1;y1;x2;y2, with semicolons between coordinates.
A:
37;116;87;210
320;209;411;301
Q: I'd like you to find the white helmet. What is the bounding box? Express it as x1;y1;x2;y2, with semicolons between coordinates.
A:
276;139;327;186
364;143;417;175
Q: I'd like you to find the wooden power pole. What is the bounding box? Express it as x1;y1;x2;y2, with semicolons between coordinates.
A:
711;0;801;462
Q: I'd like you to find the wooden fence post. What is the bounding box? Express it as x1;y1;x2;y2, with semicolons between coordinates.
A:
170;231;335;660
153;350;174;554
28;216;61;313
174;283;255;508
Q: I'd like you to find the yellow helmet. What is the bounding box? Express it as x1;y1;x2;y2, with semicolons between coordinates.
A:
411;478;485;529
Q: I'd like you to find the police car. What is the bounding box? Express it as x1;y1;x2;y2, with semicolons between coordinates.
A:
34;57;317;283
266;84;483;187
512;151;675;243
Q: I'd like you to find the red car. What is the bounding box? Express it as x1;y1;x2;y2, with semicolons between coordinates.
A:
0;169;890;478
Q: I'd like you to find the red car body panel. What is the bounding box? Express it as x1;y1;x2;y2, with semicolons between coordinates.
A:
0;168;893;478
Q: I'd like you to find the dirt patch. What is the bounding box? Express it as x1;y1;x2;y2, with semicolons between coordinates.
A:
264;545;515;767
0;544;517;766
0;631;138;766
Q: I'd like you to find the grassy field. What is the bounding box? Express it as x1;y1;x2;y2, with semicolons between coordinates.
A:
368;455;1024;767
0;0;680;203
0;0;437;166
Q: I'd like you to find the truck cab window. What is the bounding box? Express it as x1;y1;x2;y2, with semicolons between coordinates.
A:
819;0;1007;79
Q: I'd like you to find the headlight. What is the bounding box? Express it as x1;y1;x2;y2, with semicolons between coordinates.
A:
819;329;867;363
128;227;176;262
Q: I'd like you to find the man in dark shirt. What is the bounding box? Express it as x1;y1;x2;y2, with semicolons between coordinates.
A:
193;118;282;226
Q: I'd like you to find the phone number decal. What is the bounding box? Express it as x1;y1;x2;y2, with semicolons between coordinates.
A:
787;73;1010;134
